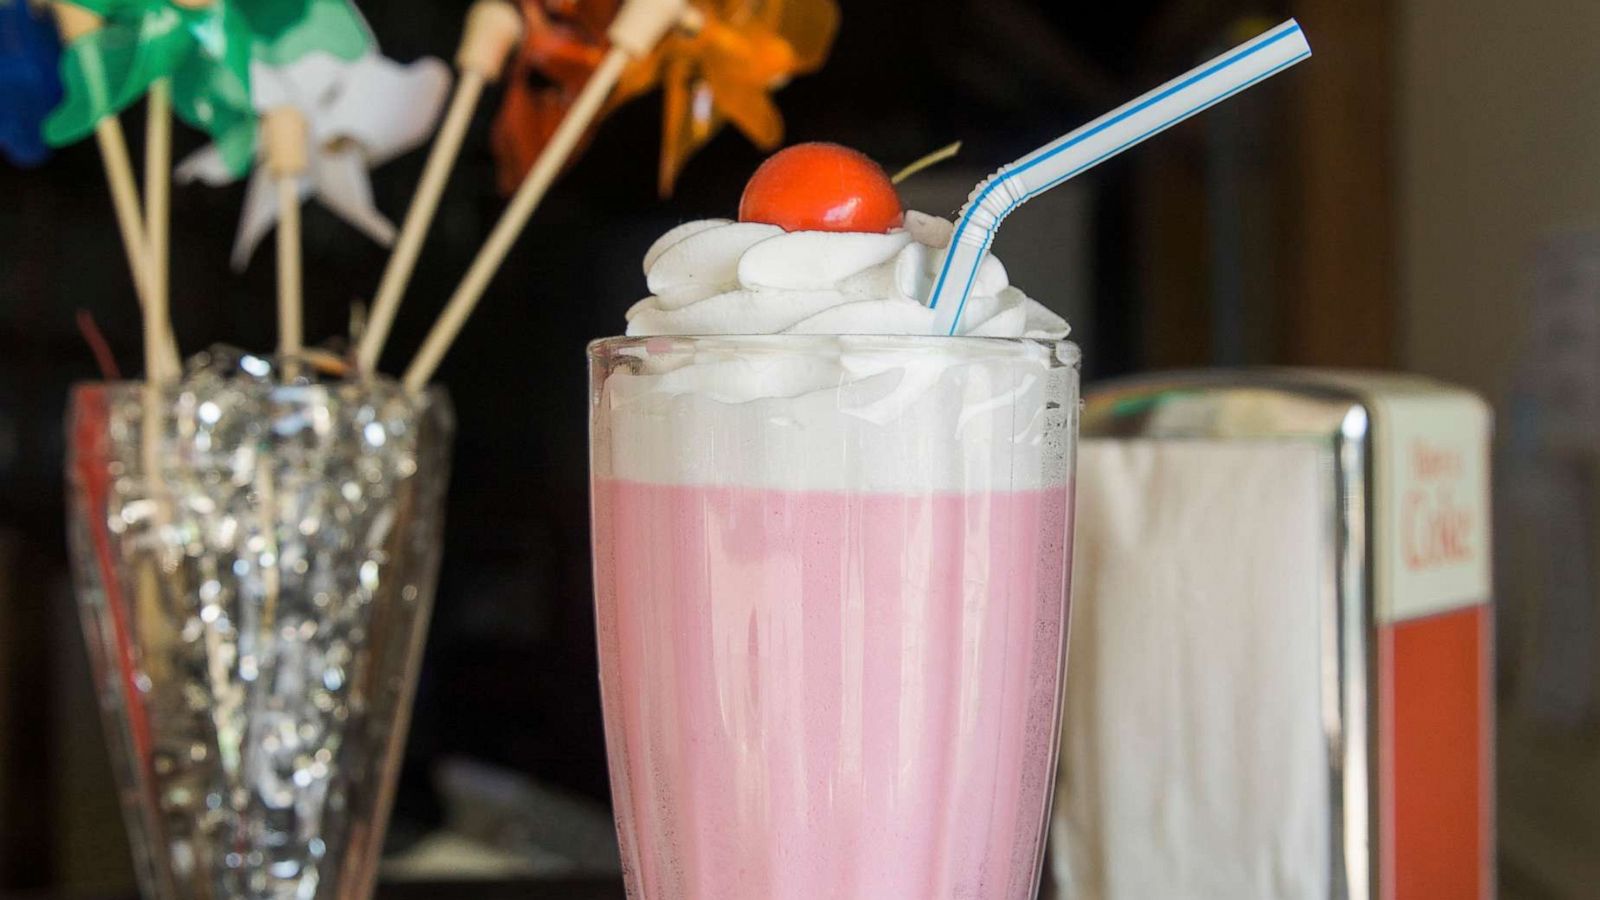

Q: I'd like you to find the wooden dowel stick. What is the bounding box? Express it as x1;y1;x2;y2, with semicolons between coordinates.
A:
277;177;303;376
401;50;628;393
357;72;482;374
357;0;522;377
53;3;179;384
92;118;153;311
263;108;309;380
402;0;694;393
145;78;180;382
102;119;174;388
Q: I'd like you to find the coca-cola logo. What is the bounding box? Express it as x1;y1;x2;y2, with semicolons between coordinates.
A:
1402;440;1475;570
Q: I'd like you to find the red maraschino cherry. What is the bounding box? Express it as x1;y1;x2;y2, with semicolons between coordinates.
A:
739;142;905;234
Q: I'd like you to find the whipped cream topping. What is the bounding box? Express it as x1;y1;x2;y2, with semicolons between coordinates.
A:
597;335;1079;491
598;213;1078;492
626;212;1070;338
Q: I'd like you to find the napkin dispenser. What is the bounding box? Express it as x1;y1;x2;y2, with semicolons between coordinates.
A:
1054;371;1492;900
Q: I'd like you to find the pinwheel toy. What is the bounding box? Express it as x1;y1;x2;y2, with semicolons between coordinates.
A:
491;0;838;197
633;0;838;194
46;0;368;175
47;0;254;183
42;0;368;385
177;46;451;269
0;0;63;167
489;0;621;196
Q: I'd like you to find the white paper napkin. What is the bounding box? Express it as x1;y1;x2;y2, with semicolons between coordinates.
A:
1055;438;1332;900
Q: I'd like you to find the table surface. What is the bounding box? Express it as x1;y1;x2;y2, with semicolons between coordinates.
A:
21;874;1064;898
383;880;625;899
14;879;628;900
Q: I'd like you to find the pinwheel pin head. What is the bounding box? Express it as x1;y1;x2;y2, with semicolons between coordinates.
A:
51;2;101;41
739;142;904;234
459;0;524;80
261;106;309;177
607;0;691;56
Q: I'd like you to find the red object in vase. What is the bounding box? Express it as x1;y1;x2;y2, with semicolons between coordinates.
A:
739;142;904;233
71;386;152;761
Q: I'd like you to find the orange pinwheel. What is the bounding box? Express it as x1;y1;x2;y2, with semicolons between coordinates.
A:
630;0;838;194
491;0;617;195
491;0;839;196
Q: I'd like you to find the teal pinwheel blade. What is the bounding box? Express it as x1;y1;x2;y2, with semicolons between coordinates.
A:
170;7;256;174
243;0;370;66
43;5;191;147
44;0;372;176
45;1;252;157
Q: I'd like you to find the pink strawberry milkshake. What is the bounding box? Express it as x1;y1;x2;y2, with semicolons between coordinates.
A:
590;209;1079;899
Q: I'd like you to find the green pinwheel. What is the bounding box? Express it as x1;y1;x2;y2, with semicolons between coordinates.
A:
44;0;371;176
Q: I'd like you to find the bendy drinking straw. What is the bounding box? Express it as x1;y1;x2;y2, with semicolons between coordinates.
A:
929;19;1311;335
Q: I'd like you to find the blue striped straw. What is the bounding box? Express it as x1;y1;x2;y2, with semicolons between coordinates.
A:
928;19;1312;335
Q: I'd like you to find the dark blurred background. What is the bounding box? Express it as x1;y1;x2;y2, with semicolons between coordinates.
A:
2;0;1595;896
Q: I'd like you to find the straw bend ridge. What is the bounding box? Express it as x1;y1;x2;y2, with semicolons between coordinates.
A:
928;19;1312;335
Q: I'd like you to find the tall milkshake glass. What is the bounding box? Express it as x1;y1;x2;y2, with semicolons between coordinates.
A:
590;334;1078;900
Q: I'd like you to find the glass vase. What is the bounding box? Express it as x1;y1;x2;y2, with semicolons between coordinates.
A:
65;374;452;900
